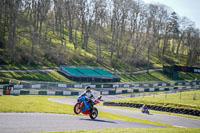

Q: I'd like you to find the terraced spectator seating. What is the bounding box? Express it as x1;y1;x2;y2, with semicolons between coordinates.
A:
94;68;116;78
59;66;120;82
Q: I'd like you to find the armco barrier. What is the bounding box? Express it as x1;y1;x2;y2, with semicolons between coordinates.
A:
2;80;200;95
103;102;200;116
8;90;83;96
100;85;200;95
6;80;200;90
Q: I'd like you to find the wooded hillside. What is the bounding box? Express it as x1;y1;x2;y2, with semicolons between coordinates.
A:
0;0;200;72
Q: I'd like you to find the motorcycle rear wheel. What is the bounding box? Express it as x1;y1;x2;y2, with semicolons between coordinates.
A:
89;107;98;119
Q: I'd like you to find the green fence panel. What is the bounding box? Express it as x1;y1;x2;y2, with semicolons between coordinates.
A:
158;83;162;86
20;91;30;95
103;84;113;88
149;84;153;87
164;88;169;91
3;90;6;95
71;92;79;95
67;84;74;88
39;91;47;95
95;85;102;88
55;91;63;95
175;82;179;85
174;87;178;90
109;90;116;95
122;90;128;93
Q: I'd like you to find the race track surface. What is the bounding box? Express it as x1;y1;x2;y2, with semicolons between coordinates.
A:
0;113;162;133
49;95;200;128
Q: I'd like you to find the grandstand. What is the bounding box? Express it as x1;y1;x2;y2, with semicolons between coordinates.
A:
59;66;120;82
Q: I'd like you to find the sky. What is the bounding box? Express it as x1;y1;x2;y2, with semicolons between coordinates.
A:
143;0;200;29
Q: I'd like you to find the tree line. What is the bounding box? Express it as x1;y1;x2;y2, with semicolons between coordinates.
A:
0;0;200;71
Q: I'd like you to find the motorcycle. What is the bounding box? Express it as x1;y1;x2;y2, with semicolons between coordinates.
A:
141;106;149;114
74;95;102;119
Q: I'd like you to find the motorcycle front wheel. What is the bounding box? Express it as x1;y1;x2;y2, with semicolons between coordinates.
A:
89;107;98;119
74;103;82;114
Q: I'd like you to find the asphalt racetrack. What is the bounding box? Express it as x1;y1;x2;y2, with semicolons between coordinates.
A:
49;95;200;128
0;113;163;133
1;94;200;133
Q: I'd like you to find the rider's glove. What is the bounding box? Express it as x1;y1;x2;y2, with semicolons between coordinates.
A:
85;96;89;101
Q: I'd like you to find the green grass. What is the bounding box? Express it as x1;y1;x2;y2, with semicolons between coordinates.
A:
0;95;74;114
0;71;72;82
120;71;171;82
0;95;172;127
102;105;200;120
0;61;57;70
98;110;172;127
179;72;200;81
120;71;200;82
151;53;187;67
1;69;200;83
113;89;200;110
45;128;200;133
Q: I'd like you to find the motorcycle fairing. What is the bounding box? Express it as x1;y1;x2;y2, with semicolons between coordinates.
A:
77;95;90;113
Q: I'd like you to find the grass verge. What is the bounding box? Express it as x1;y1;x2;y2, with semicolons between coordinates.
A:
98;111;172;127
102;106;200;120
113;89;200;110
0;95;74;114
44;128;200;133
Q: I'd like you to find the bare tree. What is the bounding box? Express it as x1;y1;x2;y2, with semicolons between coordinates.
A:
0;0;7;45
92;0;107;62
6;0;23;62
1;0;200;68
168;12;180;54
185;27;200;66
146;4;160;73
38;0;51;35
130;1;147;66
176;17;193;56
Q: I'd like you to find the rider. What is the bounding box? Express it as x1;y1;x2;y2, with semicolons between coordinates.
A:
142;104;148;111
79;86;95;112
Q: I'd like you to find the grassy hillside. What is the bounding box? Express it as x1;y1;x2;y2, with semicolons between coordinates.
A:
120;71;200;82
1;70;200;83
0;71;72;83
1;18;199;72
1;16;200;83
1;36;200;83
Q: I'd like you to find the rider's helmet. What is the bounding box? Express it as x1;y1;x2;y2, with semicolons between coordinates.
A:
85;86;91;92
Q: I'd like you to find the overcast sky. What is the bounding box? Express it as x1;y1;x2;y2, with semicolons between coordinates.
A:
143;0;200;29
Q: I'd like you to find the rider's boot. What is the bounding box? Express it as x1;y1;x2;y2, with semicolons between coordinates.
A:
88;102;94;113
88;104;93;113
88;108;92;113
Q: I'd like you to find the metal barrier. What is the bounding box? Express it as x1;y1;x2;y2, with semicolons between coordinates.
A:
0;80;199;95
6;80;199;89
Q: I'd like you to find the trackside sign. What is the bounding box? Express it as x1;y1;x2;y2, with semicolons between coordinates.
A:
194;69;200;73
173;65;200;73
